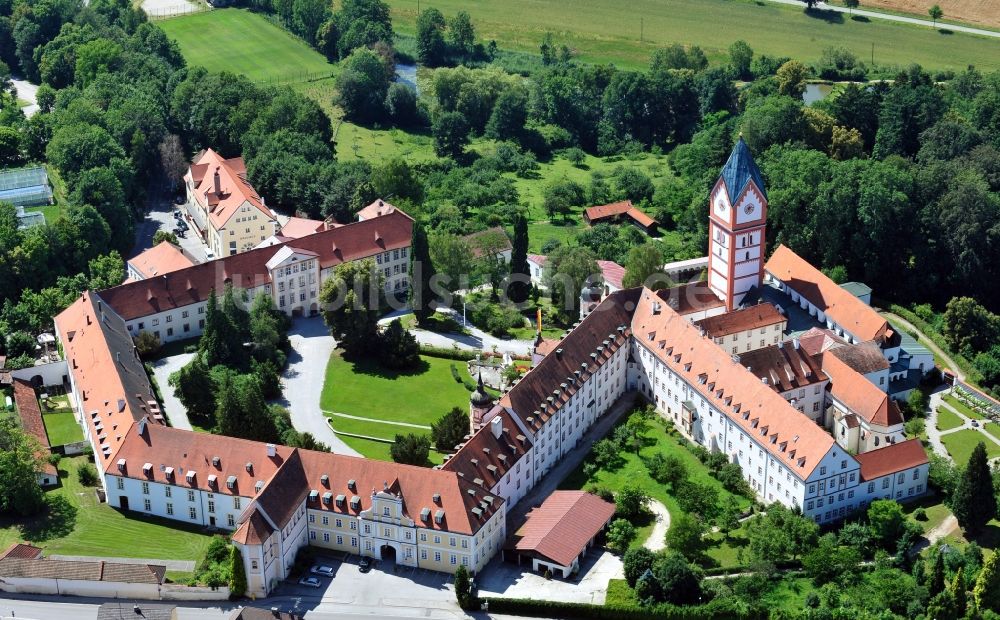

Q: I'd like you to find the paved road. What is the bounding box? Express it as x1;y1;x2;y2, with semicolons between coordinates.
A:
11;76;38;117
380;309;533;356
766;0;1000;38
279;316;360;456
149;351;196;431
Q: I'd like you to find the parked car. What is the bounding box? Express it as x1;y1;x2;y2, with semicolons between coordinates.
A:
177;220;188;230
298;576;322;588
358;557;372;573
972;420;980;427
310;565;335;577
176;230;186;238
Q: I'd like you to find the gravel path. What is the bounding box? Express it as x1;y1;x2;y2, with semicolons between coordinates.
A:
11;77;38;117
149;352;195;431
379;309;533;356
765;0;1000;38
643;499;671;552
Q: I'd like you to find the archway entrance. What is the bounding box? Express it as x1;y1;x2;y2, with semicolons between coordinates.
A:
379;544;397;567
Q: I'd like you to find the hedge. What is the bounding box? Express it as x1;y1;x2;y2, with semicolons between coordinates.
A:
419;345;478;361
479;596;758;619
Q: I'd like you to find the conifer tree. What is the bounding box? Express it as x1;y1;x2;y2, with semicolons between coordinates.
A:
228;545;247;597
952;442;997;533
929;549;946;595
507;214;530;304
214;370;242;438
950;566;967;617
410;222;437;324
200;289;228;367
974;550;1000;612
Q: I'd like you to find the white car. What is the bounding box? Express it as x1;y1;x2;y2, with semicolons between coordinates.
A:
298;576;322;588
310;565;334;577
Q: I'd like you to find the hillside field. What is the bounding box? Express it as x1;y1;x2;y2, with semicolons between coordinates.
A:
385;0;1000;72
158;9;335;83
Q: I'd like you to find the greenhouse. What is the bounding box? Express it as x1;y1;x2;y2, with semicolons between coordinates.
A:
0;166;54;208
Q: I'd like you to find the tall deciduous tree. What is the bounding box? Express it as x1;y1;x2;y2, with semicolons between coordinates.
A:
506;214;530;304
410;222;436;325
952;442;997;534
974;550;1000;612
0;418;45;516
320;258;384;358
416;8;447;66
432;110;470;159
622;243;666;289
390;433;431;466
544;244;600;322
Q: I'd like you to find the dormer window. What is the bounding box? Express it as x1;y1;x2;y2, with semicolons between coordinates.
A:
350;496;361;510
212;456;221;468
226;475;237;490
186;470;196;485
309;490;319;502
143;463;153;477
255;480;265;493
434;509;445;524
332;493;342;506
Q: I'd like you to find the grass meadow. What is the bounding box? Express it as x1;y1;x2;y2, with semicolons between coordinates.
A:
0;457;213;561
385;0;1000;72
940;429;1000;465
159;9;335;82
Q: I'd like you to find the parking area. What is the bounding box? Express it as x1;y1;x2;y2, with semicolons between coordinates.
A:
476;549;623;605
132;194;210;263
275;553;460;611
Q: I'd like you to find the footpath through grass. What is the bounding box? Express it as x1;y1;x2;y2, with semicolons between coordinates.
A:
386;0;1000;72
0;457;213;561
159;9;335;82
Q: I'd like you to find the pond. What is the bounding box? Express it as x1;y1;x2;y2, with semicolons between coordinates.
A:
394;63;418;94
802;82;834;105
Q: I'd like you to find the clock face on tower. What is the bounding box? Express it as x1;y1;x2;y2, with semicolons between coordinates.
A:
744;203;755;215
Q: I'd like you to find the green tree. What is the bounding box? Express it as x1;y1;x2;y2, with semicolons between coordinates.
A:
718;496;742;539
623;547;655;587
675;480;720;521
943;296;1000;356
541;177;586;221
867;499;909;549
168;356;217;423
485;87;529;143
607;519;637;552
320;258;385;358
429;233;474;294
228;545;247;597
74;39;123;87
648;452;688;490
543;244;600;323
200;289;231;367
377;319;420;370
291;0;329;45
335;48;391;123
410;221;436;325
416;8;447;66
152;230;178;245
449;11;475;57
0;126;21;166
651;552;702;605
928;4;943;26
432;110;470;159
614;485;649;521
431;406;470;452
87;253;124;290
975;550;1000;612
802;533;861;585
506;214;530;304
952;442;997;534
927;590;959;620
333;0;393;58
728;40;753;80
665;512;705;560
0;418;45;516
776;60;809;99
930;548;946;595
623;411;650;454
390;433;431;466
950;566;967;617
454;564;472;608
622;243;666;289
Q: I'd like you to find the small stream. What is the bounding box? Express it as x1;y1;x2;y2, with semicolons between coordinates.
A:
394;63;418;94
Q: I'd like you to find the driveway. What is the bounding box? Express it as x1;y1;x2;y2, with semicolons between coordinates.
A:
477;549;623;605
149;351;195;431
133;196;209;263
279;316;360;456
273;552;459;612
380;309;533;356
11;76;38;117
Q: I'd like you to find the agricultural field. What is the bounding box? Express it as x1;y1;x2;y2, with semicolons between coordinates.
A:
859;0;1000;30
385;0;1000;72
159;9;335;83
0;457;213;561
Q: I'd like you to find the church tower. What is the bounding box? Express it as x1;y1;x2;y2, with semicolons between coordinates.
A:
707;137;768;312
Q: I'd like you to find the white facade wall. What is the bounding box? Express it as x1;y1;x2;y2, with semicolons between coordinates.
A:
0;577;159;599
490;449;534;509
125;301;208;344
107;473;248;530
271;253;320;316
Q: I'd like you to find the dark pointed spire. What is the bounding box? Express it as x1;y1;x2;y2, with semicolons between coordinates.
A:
720;136;767;200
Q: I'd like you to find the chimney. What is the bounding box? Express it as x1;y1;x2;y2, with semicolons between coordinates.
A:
213;167;221;195
266;443;276;457
793;338;800;350
491;416;503;439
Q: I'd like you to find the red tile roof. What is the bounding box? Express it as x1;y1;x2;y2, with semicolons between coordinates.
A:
738;343;827;393
232;507;275;545
597;260;625;290
855;439;928;481
514;491;615;567
279;217;327;239
655;281;726;317
0;557;165;584
765;245;889;343
797;327;848;357
109;423;296;497
829;341;890;374
583;200;656;229
127;242;195;280
357;199;412;222
13;379;56;477
0;543;42;560
821;352;903;428
98;211;412;321
185;149;275;231
695;303;785;339
441;409;532;491
632;289;837;478
54;293;163;467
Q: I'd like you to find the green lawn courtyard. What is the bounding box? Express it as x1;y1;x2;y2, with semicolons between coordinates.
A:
936;407;965;432
321;352;478;461
943;393;986;420
940;429;1000;465
42;411;83;446
159;9;335;83
0;457;214;562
